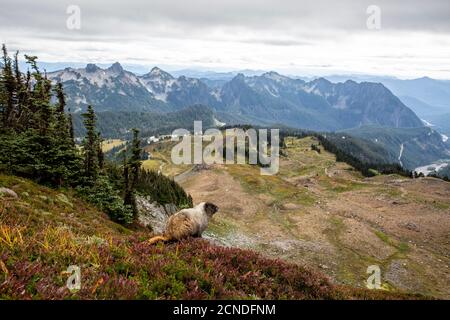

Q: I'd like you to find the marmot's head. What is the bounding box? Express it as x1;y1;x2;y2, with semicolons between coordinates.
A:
204;202;219;217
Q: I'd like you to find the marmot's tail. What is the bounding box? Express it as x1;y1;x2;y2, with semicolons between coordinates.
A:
148;235;170;245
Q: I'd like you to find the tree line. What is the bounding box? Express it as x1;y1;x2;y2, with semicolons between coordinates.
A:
0;45;192;224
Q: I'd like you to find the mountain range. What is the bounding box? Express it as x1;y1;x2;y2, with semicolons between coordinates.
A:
48;63;423;131
143;69;450;119
46;63;450;171
323;75;450;118
167;70;450;119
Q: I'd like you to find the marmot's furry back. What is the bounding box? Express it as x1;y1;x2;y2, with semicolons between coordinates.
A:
148;202;219;245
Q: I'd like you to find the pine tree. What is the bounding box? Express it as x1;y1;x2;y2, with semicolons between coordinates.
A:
13;51;30;132
82;105;99;183
0;45;82;185
25;55;54;136
122;153;133;211
1;45;193;224
97;133;104;170
54;83;69;136
123;129;142;217
51;82;80;186
1;44;16;130
68;107;75;146
129;128;142;190
55;82;65;114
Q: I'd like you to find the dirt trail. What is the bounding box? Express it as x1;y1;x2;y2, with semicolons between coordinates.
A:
174;165;196;183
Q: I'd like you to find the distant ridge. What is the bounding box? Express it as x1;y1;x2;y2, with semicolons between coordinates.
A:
48;63;423;131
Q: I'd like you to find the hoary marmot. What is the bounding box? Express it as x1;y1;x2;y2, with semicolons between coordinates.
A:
148;202;219;245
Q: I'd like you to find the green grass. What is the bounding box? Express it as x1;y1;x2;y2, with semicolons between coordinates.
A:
374;230;410;255
374;230;391;244
331;181;366;193
226;164;316;206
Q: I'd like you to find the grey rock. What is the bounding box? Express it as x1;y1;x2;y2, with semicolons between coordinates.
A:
136;196;178;233
400;222;420;232
0;187;18;199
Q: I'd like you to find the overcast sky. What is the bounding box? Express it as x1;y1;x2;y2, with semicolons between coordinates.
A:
1;0;450;79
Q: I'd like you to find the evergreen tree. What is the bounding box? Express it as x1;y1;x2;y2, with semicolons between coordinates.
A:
82;105;100;182
67;107;75;146
135;168;193;208
0;46;81;186
54;83;69;136
0;44;199;224
13;51;30;132
123;129;142;217
1;44;16;130
25;55;54;136
129;128;142;190
97;133;104;170
51;82;80;186
55;82;66;114
122;153;133;213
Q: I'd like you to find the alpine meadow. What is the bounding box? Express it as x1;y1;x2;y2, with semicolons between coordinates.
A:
1;0;450;313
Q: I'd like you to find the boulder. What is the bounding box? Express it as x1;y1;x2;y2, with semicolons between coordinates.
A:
399;222;420;232
0;187;18;199
136;196;179;233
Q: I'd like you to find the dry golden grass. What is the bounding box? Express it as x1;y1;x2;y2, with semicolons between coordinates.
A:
101;139;125;153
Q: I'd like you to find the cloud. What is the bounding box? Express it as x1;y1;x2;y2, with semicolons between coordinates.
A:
1;0;450;78
2;0;450;40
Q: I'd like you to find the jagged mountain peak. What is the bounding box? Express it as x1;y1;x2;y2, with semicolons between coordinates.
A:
47;61;168;113
150;66;167;75
341;81;397;97
262;71;281;76
231;73;246;82
108;62;124;73
176;75;201;84
261;71;288;81
310;77;333;86
303;77;334;95
143;66;174;79
85;63;100;73
343;79;358;85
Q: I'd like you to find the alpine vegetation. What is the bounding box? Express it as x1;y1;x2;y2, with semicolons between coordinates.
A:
171;121;280;175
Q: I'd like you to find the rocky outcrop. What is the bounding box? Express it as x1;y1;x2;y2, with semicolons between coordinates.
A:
135;196;178;233
0;187;18;199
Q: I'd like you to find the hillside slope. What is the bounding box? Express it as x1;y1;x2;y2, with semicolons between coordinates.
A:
341;126;450;169
72;105;216;139
0;174;419;299
177;137;450;299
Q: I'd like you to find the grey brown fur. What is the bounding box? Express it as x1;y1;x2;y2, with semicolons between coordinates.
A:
148;202;219;244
